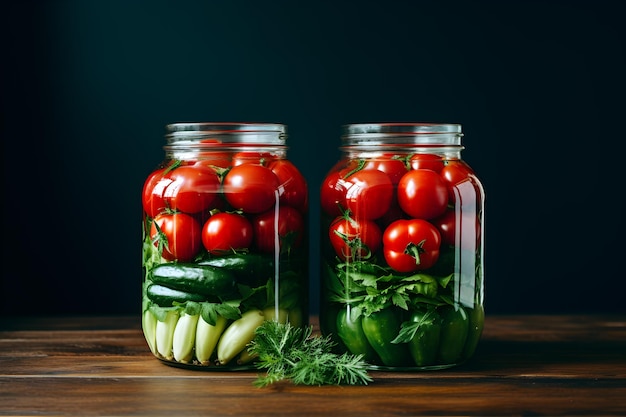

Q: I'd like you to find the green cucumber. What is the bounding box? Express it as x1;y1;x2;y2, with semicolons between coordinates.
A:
150;263;237;298
146;283;206;307
199;254;274;286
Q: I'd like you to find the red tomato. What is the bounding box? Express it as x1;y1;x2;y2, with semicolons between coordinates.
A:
320;170;351;217
231;151;276;166
409;154;445;172
163;165;221;214
397;169;448;220
343;168;393;220
363;155;408;185
441;160;475;185
442;178;483;250
441;160;476;203
222;164;280;213
142;167;172;218
329;216;382;261
150;213;202;262
432;208;481;249
195;152;232;169
201;212;253;255
382;218;441;272
269;160;308;213
431;209;456;247
252;206;304;254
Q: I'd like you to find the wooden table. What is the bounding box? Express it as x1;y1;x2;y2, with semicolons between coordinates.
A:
1;314;625;416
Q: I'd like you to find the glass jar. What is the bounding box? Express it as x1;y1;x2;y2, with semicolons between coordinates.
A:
319;123;485;370
141;122;308;369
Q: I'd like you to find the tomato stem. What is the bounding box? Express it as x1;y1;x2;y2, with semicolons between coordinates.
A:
342;159;366;179
333;230;372;261
404;239;427;266
151;221;171;259
400;154;413;170
338;205;359;229
163;159;183;175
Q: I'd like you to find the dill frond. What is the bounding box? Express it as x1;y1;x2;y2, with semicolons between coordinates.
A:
248;320;372;387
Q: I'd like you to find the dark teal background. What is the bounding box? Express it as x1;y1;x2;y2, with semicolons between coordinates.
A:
3;1;625;317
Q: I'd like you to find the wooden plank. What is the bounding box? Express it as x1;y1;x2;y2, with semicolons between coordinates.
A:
0;315;141;331
1;343;625;379
2;316;625;379
1;315;625;416
1;377;625;416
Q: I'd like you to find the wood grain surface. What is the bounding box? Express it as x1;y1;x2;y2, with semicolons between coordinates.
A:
1;315;625;416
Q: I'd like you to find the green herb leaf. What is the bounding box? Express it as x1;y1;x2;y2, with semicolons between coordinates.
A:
249;320;372;387
391;309;438;344
435;273;454;288
184;301;201;316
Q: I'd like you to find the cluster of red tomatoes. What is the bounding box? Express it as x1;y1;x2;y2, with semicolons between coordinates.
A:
320;154;477;273
142;151;308;262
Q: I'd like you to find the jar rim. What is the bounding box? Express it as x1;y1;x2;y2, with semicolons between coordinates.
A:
342;122;463;146
167;122;286;133
165;122;287;145
343;122;461;134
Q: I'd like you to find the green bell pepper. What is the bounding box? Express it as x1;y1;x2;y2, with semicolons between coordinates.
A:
361;307;412;367
407;309;442;367
462;304;484;358
336;307;379;363
437;304;469;364
320;304;348;353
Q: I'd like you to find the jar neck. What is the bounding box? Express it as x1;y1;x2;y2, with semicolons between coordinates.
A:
164;122;288;160
340;123;464;158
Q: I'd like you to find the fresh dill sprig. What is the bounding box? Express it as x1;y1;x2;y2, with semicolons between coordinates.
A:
248;320;373;387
